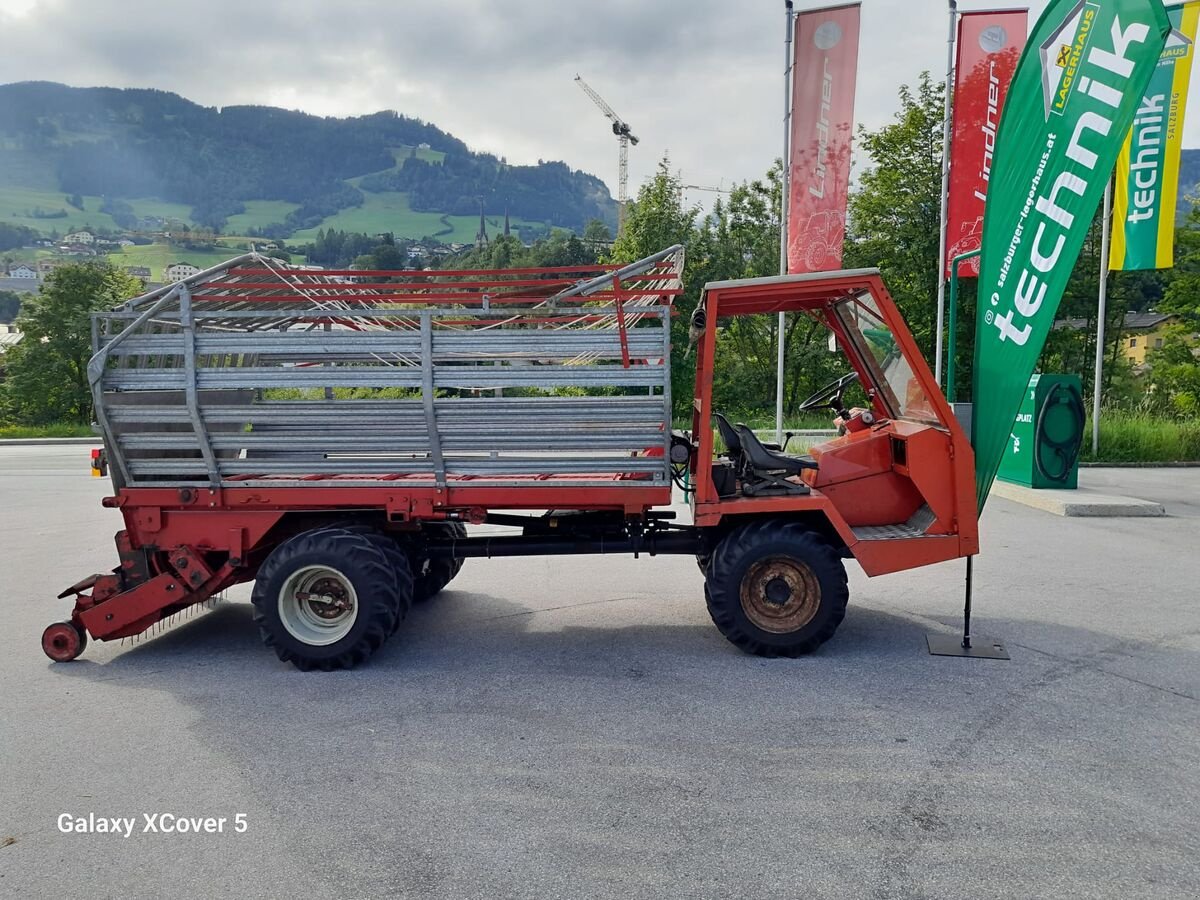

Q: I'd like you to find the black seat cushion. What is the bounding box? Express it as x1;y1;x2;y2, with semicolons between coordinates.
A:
713;412;742;454
735;424;818;475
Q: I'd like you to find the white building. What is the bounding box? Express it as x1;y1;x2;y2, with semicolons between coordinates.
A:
6;264;37;279
165;262;201;283
63;231;94;245
0;325;23;354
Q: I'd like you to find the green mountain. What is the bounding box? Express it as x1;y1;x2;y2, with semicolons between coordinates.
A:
0;81;616;241
1176;149;1200;221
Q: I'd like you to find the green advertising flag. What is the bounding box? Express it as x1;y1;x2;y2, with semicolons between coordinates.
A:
1109;2;1199;270
973;0;1170;510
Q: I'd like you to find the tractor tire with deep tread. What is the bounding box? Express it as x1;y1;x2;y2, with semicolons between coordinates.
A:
251;527;407;671
704;519;848;657
412;522;467;603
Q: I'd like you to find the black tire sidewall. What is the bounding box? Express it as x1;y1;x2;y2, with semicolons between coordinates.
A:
707;524;847;653
252;530;399;666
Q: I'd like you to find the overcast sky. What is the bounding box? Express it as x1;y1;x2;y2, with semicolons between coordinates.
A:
1;0;1196;206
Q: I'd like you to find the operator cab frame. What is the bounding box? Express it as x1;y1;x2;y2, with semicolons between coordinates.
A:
687;269;979;575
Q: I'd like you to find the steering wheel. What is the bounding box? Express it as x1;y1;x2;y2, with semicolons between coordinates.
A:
798;371;859;418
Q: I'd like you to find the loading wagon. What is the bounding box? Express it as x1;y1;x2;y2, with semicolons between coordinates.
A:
44;247;977;669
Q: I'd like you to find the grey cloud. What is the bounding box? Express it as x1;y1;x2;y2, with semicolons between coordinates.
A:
2;1;1188;207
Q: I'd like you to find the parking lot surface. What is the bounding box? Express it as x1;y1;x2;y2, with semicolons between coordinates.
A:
2;445;1198;899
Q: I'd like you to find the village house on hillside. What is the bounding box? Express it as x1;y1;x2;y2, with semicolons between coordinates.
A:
165;261;201;283
1119;313;1192;366
6;264;37;279
123;265;152;281
63;231;94;245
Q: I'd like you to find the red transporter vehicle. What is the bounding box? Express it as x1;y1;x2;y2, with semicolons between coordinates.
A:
43;248;977;669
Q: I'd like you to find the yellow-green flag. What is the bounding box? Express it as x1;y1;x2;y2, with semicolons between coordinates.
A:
1111;1;1200;270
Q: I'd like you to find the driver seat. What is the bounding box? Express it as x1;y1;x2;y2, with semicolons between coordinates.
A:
714;411;783;454
713;412;742;456
734;424;817;496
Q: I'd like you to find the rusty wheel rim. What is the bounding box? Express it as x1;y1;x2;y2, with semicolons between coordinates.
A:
740;556;821;634
42;623;81;661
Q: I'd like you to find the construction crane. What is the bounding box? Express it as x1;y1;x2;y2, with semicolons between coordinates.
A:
574;74;639;234
682;183;730;198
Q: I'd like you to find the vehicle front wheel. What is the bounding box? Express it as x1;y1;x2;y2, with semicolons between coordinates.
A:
251;527;408;671
705;520;848;657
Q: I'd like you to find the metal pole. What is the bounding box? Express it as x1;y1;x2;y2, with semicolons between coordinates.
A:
777;0;795;447
1093;180;1113;455
961;555;974;649
946;248;980;405
947;262;960;403
935;0;958;388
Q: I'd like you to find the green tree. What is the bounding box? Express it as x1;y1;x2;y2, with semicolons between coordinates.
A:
371;243;408;270
609;160;697;265
1;261;142;425
0;289;21;323
1145;325;1200;417
582;218;612;248
844;73;944;362
1160;205;1200;319
609;159;701;414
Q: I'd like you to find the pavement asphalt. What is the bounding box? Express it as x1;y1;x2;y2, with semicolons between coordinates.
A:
1;444;1198;899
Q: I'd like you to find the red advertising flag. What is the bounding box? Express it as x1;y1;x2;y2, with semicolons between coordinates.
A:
944;8;1028;278
787;3;861;274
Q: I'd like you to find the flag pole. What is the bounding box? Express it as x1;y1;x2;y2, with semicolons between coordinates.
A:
935;0;958;390
777;0;795;447
1093;179;1113;455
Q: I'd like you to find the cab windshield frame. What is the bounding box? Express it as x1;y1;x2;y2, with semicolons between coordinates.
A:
831;291;942;428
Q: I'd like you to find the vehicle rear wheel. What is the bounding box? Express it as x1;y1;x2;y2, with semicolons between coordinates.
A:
705;520;848;657
412;522;467;603
252;527;408;671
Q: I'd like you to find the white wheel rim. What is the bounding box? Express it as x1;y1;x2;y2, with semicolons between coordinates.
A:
278;565;359;646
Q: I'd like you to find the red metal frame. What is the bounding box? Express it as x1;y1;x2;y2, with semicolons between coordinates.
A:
56;265;975;649
193;262;684;307
689;272;978;577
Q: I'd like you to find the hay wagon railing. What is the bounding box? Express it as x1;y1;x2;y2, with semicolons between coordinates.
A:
89;247;684;490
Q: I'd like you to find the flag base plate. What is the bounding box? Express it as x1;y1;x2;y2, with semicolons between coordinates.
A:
926;633;1010;659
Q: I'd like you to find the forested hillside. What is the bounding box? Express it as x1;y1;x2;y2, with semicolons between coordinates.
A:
0;81;616;238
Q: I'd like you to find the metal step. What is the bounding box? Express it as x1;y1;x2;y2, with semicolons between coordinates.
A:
851;504;938;541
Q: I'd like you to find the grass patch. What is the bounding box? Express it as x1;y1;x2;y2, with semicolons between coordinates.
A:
0;186;121;234
1082;411;1200;463
291;187;545;244
224;200;301;234
390;144;445;166
0;423;96;439
124;197;195;225
291;189;475;243
106;243;246;279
